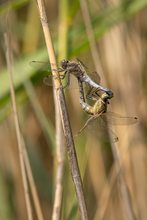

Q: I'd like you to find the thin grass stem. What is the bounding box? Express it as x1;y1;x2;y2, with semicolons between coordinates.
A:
22;140;45;220
35;0;88;219
24;80;55;151
79;1;136;219
79;0;104;76
4;32;33;220
52;0;69;219
110;140;136;220
94;156;131;220
5;31;45;220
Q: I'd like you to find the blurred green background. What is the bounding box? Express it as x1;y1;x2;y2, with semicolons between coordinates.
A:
0;0;147;219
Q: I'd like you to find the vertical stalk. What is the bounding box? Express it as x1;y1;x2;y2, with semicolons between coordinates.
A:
52;0;69;219
36;0;88;219
4;33;33;220
22;142;45;220
79;0;104;76
110;140;136;220
79;1;136;219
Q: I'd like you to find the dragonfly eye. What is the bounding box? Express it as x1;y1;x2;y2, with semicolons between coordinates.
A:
106;90;113;99
61;59;69;69
101;93;110;101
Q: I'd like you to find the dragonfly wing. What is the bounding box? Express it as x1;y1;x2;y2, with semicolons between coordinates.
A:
101;112;138;125
76;58;87;68
84;72;101;100
88;71;101;84
79;116;102;136
77;113;118;142
76;59;101;83
76;58;102;100
30;60;70;87
29;60;52;72
91;117;119;142
43;76;54;86
78;115;111;140
43;72;80;89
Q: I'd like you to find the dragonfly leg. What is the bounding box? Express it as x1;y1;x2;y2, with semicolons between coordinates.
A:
94;88;101;96
51;67;64;75
52;70;66;81
60;71;67;79
52;68;63;72
58;67;64;72
78;112;102;134
86;87;100;100
61;72;70;89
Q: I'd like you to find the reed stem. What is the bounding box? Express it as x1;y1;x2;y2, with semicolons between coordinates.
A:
52;0;69;219
4;32;33;220
36;0;88;219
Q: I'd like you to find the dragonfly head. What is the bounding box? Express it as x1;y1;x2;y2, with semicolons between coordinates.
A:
106;90;113;99
101;92;112;102
60;59;69;70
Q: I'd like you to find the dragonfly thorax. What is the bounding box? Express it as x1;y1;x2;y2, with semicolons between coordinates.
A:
91;92;111;115
60;59;84;78
92;98;107;115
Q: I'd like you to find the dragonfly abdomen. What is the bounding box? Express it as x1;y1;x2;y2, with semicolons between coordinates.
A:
80;101;94;115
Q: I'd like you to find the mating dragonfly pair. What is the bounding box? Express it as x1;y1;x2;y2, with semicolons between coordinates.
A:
31;59;137;142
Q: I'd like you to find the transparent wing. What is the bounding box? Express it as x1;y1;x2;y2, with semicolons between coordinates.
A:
77;111;137;142
101;112;138;125
76;59;102;100
30;60;67;87
30;60;53;86
76;58;88;71
29;60;52;72
43;76;54;86
76;58;101;84
88;71;101;84
77;114;118;142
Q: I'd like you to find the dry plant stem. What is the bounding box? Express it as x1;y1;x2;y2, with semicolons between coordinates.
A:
79;0;104;76
80;1;136;219
94;157;133;220
4;33;33;220
52;150;64;220
52;117;65;220
94;164;120;220
36;0;88;219
22;143;44;220
52;1;69;219
5;34;44;220
24;80;55;149
110;140;136;220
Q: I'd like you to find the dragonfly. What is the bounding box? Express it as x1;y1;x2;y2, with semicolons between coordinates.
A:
30;59;113;103
78;90;138;142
